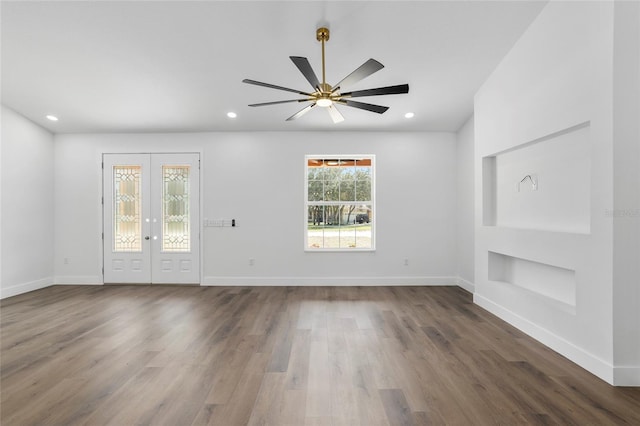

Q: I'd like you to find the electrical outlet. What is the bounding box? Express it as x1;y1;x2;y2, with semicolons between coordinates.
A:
64;257;70;265
249;258;255;266
404;258;409;266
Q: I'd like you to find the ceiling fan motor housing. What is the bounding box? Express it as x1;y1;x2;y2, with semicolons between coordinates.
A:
318;83;332;94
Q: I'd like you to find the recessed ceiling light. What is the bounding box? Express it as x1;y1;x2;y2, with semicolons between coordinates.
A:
404;112;415;119
46;115;59;121
227;112;237;118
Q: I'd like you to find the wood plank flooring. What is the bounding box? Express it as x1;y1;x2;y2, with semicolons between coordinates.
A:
1;285;639;425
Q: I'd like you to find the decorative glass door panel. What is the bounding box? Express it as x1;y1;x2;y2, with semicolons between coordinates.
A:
162;165;190;252
113;165;143;252
103;153;200;284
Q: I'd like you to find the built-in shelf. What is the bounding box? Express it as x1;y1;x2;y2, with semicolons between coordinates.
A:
488;251;576;309
483;122;591;234
482;225;588;239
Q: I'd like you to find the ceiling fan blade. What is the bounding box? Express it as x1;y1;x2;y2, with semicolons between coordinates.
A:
333;59;384;91
327;105;345;123
342;84;409;98
248;99;309;107
290;56;321;90
242;79;313;96
339;100;389;114
286;103;316;121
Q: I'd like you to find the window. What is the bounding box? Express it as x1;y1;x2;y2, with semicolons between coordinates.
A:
305;155;375;250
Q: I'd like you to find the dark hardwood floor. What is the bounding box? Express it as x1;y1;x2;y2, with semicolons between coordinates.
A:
1;285;639;425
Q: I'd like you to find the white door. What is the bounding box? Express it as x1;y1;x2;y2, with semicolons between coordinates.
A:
103;153;200;284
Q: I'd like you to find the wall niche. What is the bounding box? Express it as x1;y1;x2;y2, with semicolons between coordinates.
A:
483;122;591;234
488;251;576;310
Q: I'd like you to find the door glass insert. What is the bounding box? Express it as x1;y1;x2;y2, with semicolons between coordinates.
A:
113;165;142;252
162;165;190;252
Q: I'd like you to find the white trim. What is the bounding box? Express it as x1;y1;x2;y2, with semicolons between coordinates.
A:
98;151;105;286
0;277;53;299
613;366;640;386
474;293;615;385
456;277;475;293
203;276;458;286
303;248;376;253
54;276;103;285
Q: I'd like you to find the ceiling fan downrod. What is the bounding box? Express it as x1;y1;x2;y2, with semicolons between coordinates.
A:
316;27;332;100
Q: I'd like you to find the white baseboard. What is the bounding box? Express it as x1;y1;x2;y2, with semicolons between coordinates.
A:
613;366;640;386
54;276;103;285
474;293;615;385
456;277;475;293
48;275;471;289
203;276;459;286
0;277;53;299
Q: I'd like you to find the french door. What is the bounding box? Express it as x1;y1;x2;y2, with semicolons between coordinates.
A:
103;153;200;284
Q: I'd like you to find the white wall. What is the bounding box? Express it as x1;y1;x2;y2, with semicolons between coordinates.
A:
455;115;474;291
53;131;458;286
474;1;638;385
612;0;640;385
1;105;55;297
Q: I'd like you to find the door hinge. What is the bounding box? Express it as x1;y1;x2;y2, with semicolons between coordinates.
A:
102;232;104;240
101;162;104;169
101;196;104;205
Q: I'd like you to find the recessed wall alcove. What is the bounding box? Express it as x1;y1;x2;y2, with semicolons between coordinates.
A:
488;251;577;312
483;122;591;234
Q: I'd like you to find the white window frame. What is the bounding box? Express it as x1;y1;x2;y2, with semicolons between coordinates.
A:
304;154;376;252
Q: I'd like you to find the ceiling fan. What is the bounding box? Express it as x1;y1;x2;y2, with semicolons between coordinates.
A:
242;27;409;123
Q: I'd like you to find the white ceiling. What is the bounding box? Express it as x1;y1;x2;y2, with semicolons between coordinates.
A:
1;1;547;134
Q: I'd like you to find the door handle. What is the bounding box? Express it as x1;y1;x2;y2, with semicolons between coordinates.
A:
145;236;150;240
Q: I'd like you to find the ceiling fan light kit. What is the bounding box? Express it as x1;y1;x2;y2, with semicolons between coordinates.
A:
243;26;409;123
